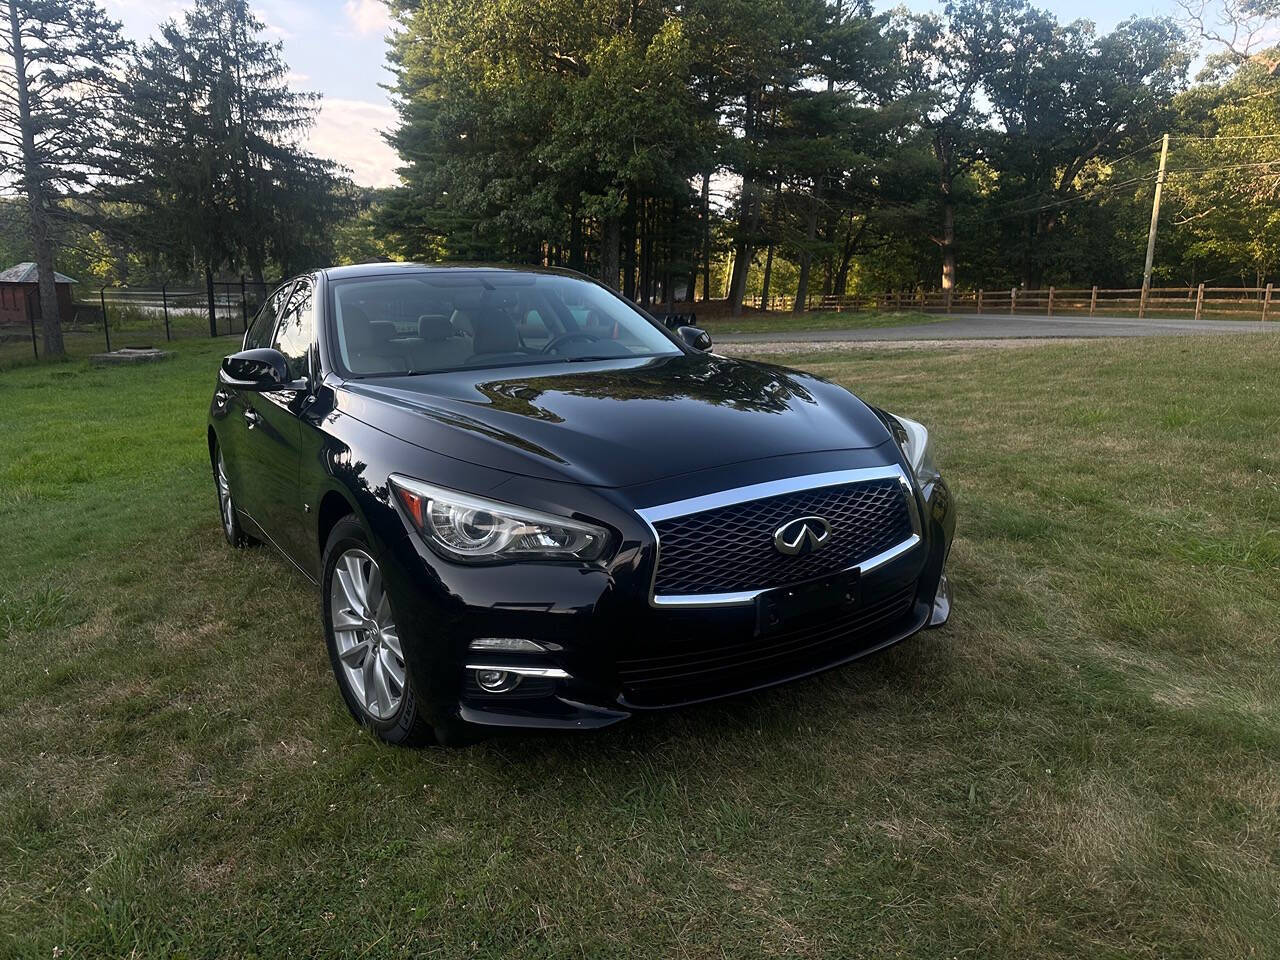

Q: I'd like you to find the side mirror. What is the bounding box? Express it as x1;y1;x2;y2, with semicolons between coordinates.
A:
219;348;292;391
676;325;712;352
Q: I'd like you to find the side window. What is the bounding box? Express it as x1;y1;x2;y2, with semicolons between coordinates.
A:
245;281;294;350
272;281;315;381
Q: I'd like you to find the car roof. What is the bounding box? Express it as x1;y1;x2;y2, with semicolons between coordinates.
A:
319;262;590;282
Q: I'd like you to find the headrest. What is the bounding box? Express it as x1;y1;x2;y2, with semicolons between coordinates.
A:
367;320;398;345
418;314;454;341
342;304;374;348
471;308;520;355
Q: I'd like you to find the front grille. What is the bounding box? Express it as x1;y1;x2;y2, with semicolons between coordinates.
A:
651;478;914;597
618;584;918;706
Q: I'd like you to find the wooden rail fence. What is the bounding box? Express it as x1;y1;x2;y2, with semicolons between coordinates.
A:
745;284;1276;322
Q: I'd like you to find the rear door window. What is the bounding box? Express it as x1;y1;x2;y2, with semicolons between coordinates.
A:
271;280;315;381
245;281;294;350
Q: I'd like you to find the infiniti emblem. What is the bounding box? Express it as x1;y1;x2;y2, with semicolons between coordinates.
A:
772;515;833;557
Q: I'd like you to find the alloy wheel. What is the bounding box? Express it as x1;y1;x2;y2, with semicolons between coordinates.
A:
216;451;236;540
329;548;406;721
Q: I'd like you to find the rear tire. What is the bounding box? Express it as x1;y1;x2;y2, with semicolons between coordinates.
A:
322;516;435;747
213;444;258;548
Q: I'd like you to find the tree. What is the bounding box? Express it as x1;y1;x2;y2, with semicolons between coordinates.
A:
1;0;130;357
1178;0;1280;66
985;14;1189;287
113;0;347;284
894;0;1008;300
1166;57;1280;284
385;0;710;297
689;0;820;315
773;0;899;312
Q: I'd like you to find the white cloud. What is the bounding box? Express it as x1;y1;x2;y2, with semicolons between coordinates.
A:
308;98;399;188
343;0;390;35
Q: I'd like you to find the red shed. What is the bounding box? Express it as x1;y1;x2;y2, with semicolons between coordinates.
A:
0;262;77;326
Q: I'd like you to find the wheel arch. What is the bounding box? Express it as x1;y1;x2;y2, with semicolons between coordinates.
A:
317;487;360;557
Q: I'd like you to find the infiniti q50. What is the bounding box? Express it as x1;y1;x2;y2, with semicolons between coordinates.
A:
209;264;955;746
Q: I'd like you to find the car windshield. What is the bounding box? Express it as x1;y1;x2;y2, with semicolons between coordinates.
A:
329;270;682;376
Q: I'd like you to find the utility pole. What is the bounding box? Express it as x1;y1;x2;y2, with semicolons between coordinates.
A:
1141;134;1170;297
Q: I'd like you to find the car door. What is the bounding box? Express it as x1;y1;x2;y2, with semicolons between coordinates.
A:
238;279;315;564
219;281;293;522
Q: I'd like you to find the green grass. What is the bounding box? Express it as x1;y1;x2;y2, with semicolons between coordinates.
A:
2;335;1279;958
696;309;946;336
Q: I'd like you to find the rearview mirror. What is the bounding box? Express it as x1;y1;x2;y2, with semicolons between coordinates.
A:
676;325;712;352
219;348;292;391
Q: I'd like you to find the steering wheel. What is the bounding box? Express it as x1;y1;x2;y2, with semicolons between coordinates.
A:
541;331;602;354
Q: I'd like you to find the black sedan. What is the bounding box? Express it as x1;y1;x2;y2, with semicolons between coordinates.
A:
209;264;955;746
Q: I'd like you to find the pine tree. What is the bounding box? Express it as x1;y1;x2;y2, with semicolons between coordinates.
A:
114;0;347;284
1;0;131;358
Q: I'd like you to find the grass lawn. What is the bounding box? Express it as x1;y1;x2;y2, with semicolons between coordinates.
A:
695;309;946;336
2;334;1278;958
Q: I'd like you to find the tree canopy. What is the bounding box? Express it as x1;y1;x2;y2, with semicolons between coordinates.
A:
3;0;1279;358
383;0;1266;312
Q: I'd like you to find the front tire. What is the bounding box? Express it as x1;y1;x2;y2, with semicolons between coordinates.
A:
322;516;434;746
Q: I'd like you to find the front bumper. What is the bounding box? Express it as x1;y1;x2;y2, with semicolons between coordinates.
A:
379;465;956;735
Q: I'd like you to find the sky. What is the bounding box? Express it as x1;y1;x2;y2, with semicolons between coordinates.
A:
102;0;1189;190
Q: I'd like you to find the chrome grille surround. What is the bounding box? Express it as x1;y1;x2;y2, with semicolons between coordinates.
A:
636;466;923;608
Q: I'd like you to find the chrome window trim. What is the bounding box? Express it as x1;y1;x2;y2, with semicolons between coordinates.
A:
636;465;924;609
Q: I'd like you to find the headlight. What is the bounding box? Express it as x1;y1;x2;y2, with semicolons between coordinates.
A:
885;412;941;487
389;475;612;564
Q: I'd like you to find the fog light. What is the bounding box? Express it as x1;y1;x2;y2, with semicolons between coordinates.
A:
474;668;521;693
468;637;546;653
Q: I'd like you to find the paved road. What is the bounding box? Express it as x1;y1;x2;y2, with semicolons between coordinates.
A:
716;312;1279;345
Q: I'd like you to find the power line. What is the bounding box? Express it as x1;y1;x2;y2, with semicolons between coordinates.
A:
985;174;1156;222
1105;137;1166;168
1173;132;1280;141
977;138;1163;216
1166;160;1280;174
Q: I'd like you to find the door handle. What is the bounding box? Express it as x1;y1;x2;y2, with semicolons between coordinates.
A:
244;408;261;429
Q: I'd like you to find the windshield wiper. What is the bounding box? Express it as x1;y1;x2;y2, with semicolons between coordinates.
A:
561;354;623;363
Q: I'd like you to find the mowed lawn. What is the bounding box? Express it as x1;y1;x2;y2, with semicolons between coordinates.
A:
1;334;1278;959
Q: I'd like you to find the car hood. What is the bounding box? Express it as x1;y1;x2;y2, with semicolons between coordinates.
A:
337;353;893;487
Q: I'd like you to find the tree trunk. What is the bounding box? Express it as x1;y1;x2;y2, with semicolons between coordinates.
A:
760;244;775;311
599;215;621;290
941;197;955;307
622;192;637;299
639;196;652;306
700;168;712;302
664;194;677;314
793;190;819;314
568;207;583;270
934;133;956;304
833;217;867;296
8;0;65;357
728;89;759;317
820;215;836;296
